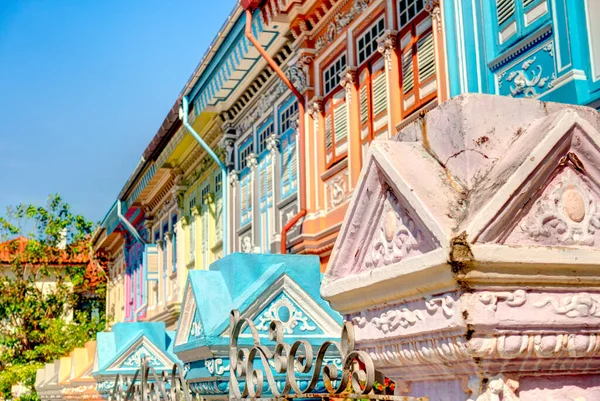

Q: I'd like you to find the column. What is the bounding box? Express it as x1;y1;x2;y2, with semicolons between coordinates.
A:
378;30;400;136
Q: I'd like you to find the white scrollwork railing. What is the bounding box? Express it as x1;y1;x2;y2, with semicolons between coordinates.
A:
228;309;375;399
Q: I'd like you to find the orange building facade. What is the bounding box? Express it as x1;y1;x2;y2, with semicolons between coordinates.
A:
258;0;447;267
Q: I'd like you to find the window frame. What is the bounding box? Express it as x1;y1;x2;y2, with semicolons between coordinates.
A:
321;52;349;170
356;15;387;67
322;53;348;97
396;11;437;118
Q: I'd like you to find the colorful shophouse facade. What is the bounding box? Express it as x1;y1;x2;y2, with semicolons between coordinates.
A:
172;253;342;399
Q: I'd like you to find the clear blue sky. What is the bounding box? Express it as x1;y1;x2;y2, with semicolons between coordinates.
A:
0;0;236;223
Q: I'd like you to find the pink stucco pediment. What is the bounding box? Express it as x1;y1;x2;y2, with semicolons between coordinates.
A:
320;95;600;400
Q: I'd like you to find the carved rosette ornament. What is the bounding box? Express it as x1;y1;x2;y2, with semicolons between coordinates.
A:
425;0;442;33
339;69;356;104
377;30;397;71
246;153;259;170
228;170;239;187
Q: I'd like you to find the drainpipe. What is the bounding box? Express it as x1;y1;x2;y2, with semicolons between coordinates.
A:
243;7;307;254
117;200;146;245
180;96;229;256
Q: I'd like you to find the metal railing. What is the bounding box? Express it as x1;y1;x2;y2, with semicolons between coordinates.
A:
105;310;428;401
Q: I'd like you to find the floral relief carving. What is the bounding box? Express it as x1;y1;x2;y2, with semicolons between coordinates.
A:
519;169;600;245
327;174;348;210
534;294;600;318
371;308;423;333
314;0;371;54
255;295;317;334
425;294;455;317
467;375;520;401
205;358;229;375
478;290;527;311
122;346;161;367
505;56;552;97
364;191;433;269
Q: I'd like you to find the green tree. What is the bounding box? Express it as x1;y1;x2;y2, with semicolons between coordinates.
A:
0;194;106;400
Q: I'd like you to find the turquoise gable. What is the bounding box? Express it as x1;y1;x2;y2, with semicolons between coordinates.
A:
245;290;323;336
172;253;342;398
92;322;181;399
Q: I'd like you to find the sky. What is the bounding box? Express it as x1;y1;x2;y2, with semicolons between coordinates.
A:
0;0;236;223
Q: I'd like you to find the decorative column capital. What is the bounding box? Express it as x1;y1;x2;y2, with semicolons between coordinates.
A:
229;170;239;186
143;215;154;232
266;134;280;152
164;232;173;241
308;97;323;117
246;153;259;170
377;30;398;71
425;0;442;32
339;68;357;104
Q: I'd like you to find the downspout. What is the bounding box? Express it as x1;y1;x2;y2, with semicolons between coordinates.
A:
243;7;307;254
179;97;229;256
117;200;146;245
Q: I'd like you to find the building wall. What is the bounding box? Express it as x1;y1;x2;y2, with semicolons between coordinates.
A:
445;0;600;106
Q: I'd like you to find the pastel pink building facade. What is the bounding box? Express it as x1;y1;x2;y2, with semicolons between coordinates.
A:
322;94;600;400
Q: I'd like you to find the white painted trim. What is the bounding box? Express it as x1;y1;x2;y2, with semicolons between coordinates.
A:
221;274;341;337
584;0;600;82
471;0;482;92
552;0;572;73
537;68;587;98
455;0;467;93
105;336;174;371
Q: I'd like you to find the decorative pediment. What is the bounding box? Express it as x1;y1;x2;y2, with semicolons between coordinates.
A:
107;337;173;371
326;142;453;281
175;282;202;346
247;291;320;335
229;274;339;338
471;109;600;246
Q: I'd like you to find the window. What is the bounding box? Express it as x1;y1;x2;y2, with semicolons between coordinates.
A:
398;0;424;29
357;17;386;65
323;54;347;96
201;183;211;208
279;100;298;134
493;0;549;47
171;214;177;272
215;173;222;194
238;137;254;171
240;173;252;226
398;15;436;117
280;128;297;199
359;57;388;147
257;121;274;155
188;196;196;262
324;89;348;168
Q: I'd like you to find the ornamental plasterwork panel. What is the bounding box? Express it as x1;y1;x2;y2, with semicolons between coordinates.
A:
362;190;435;270
254;293;317;334
505;168;600;246
496;40;556;98
325;169;350;212
314;0;372;54
121;346;162;368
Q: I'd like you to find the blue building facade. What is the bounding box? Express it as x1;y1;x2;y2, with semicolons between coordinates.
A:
444;0;600;108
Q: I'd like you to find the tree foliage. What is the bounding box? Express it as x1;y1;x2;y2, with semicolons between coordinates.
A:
0;194;106;400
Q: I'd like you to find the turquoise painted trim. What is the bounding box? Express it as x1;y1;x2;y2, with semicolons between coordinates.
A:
444;0;464;96
180;97;228;256
126;164;156;210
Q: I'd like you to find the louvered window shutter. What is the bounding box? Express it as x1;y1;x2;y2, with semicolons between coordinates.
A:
290;142;297;184
372;70;387;116
333;101;348;145
325;113;333;151
417;31;435;83
496;0;515;25
402;48;415;94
